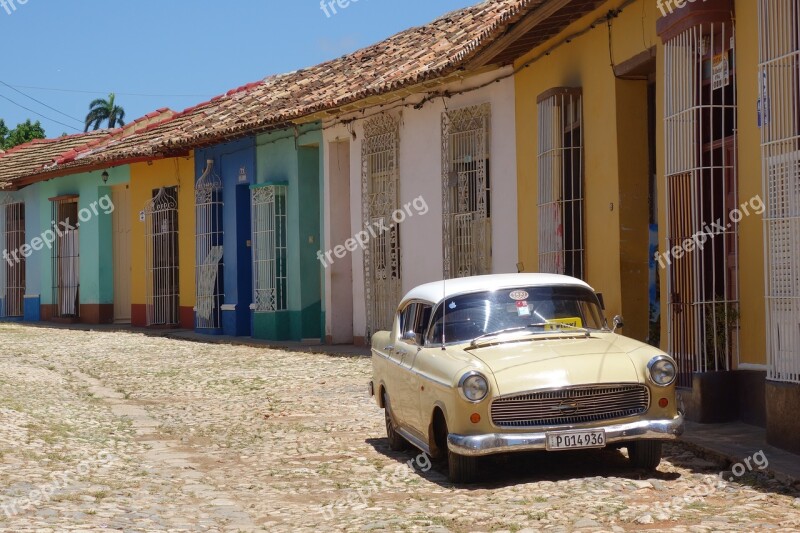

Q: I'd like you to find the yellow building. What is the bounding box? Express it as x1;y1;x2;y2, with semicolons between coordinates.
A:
128;155;196;329
510;0;798;453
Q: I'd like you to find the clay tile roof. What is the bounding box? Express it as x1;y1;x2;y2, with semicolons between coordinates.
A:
0;109;176;186
83;0;545;164
0;131;114;184
56;108;176;166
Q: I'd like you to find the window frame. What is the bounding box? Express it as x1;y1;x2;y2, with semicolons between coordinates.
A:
536;87;585;280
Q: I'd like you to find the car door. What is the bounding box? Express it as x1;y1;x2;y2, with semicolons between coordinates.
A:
386;302;419;428
395;301;432;437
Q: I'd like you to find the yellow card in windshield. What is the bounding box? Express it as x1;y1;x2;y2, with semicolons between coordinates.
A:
545;317;583;330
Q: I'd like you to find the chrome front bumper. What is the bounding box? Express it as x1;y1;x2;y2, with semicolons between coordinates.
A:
448;415;685;457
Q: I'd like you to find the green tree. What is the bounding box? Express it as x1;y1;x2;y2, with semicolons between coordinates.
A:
0;119;46;149
84;93;126;131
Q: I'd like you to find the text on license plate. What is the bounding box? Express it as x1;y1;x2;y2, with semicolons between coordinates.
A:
546;429;606;451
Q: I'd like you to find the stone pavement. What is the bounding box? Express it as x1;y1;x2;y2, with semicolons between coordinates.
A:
1;323;799;532
681;421;800;488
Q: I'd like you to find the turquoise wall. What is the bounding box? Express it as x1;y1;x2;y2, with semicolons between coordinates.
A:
22;166;130;306
254;124;325;341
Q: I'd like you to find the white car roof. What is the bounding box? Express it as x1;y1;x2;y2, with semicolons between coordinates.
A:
400;273;594;306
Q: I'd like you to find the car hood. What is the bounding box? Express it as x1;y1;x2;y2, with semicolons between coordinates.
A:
465;333;643;396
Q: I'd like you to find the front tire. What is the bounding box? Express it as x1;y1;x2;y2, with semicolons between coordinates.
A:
628;440;663;470
448;450;478;483
383;393;407;451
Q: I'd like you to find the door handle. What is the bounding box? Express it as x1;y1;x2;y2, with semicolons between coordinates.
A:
384;345;394;353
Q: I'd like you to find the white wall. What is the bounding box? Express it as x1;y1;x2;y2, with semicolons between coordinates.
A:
322;66;518;341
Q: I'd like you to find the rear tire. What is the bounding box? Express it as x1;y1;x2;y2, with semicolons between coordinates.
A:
448;450;478;483
628;440;663;470
383;393;407;451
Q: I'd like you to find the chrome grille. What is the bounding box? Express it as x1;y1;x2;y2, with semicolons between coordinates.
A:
490;384;650;428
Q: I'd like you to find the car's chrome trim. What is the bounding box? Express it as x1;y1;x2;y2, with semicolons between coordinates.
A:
647;355;677;387
458;371;489;403
396;425;432;456
447;415;685;457
491;382;645;401
488;383;651;429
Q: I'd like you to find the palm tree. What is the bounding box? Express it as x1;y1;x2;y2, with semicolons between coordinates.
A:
84;93;126;131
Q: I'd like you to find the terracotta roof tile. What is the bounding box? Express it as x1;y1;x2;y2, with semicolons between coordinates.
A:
83;0;544;164
0;131;114;185
0;109;175;185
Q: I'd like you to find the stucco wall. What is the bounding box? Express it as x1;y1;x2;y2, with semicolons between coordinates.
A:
513;0;765;366
129;155;196;328
255;125;325;341
20;166;129;308
322;68;518;341
195;138;257;336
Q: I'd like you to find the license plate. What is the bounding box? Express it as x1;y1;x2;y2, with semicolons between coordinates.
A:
545;429;606;451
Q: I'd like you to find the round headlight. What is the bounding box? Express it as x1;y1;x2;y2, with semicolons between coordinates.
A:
460;372;489;402
648;357;677;386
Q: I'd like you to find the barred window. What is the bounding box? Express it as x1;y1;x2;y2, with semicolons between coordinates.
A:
442;103;491;279
537;88;584;280
759;0;800;383
251;184;288;312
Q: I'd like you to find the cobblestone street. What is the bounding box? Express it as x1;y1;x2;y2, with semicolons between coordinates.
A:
0;324;798;532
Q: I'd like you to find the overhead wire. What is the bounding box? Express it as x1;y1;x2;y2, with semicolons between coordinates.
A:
8;84;214;99
0;80;84;124
0;92;81;132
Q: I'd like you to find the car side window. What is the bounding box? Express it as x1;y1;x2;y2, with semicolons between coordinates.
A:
399;303;432;345
399;304;418;340
416;305;432;337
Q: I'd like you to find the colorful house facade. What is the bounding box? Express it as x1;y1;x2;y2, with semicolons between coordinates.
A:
506;0;798;453
251;125;324;342
128;156;196;330
0;132;129;324
194;138;257;337
321;67;519;344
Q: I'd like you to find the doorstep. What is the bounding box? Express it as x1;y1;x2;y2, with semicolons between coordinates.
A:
680;420;800;488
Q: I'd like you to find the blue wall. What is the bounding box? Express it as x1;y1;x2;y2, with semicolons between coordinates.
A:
196;137;256;336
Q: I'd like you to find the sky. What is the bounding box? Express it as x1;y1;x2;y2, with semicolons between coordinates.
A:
0;0;477;138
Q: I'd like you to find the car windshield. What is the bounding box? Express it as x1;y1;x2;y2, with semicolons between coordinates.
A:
426;285;606;345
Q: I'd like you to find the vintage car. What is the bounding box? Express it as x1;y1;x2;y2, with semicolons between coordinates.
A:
369;273;684;482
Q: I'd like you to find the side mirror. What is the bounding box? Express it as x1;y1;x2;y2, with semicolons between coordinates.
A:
612;315;624;332
402;331;418;345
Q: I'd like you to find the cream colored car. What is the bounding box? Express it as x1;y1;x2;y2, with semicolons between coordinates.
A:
369;273;684;483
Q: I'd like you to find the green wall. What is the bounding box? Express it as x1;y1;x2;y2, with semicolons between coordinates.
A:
23;167;130;305
254;124;324;341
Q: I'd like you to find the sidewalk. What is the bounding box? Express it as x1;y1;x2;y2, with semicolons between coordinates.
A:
680;420;800;488
16;321;371;357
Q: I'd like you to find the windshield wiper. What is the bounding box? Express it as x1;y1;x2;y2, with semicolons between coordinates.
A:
469;322;593;348
527;322;591;337
469;326;531;347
